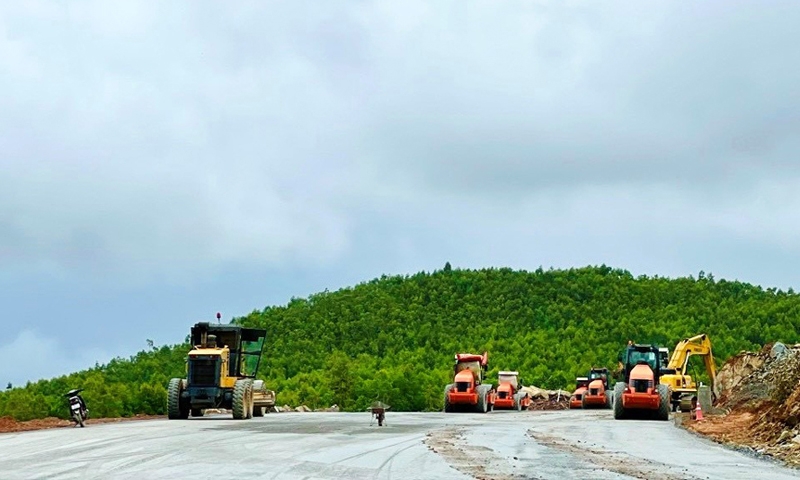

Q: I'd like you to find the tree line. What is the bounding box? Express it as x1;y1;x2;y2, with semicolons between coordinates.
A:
2;265;799;420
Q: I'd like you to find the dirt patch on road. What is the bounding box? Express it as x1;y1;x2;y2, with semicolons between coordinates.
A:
424;427;529;480
0;414;164;434
528;430;701;480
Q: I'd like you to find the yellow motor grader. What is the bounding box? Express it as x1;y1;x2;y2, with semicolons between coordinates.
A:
168;320;275;420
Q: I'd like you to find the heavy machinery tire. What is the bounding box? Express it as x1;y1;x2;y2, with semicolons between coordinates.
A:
613;382;626;420
476;385;488;413
605;391;612;409
168;378;188;420
514;393;522;411
232;379;250;420
246;379;255;419
443;384;454;412
657;384;670;421
679;394;694;413
191;408;204;417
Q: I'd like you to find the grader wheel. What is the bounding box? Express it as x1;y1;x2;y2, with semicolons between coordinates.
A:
233;379;254;420
168;378;189;420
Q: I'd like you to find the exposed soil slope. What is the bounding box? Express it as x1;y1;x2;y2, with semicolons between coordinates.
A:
685;342;800;466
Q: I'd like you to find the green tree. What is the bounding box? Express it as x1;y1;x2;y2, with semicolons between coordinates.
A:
3;266;800;418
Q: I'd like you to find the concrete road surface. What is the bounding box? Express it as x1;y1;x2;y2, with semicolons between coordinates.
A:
1;410;798;479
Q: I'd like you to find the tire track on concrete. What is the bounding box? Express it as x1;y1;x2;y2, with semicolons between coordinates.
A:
374;441;421;480
263;434;423;479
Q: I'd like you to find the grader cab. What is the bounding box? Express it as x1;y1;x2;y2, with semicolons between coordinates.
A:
168;321;274;420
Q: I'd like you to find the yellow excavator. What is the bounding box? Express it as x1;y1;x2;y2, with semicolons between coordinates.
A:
660;334;717;412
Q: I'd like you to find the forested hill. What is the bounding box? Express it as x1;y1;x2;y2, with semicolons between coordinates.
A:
3;265;800;421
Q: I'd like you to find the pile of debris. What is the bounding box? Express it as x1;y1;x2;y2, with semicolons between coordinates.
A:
520;386;571;410
271;404;339;413
687;342;800;465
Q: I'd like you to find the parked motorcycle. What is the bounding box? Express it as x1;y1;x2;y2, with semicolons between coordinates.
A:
65;389;88;427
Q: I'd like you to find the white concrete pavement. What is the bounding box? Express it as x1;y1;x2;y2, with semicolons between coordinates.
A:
0;410;798;479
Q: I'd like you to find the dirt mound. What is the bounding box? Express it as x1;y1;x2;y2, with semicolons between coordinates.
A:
715;352;766;403
686;342;800;465
0;414;164;434
528;396;569;411
521;385;570;410
0;416;71;433
715;342;800;412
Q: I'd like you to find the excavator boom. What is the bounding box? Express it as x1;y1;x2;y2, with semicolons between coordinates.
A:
667;334;716;380
661;333;717;412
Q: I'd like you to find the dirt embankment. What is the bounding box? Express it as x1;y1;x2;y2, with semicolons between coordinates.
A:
0;415;164;434
685;342;800;466
0;404;338;434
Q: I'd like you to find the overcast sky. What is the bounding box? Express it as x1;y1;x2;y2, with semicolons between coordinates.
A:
2;1;800;387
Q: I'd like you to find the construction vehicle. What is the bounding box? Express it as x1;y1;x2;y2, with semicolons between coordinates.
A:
569;377;590;409
443;352;496;413
493;371;531;411
658;347;670;373
660;334;717;412
581;367;612;409
613;343;670;420
168;320;272;420
588;367;610;388
616;344;670;379
252;380;276;416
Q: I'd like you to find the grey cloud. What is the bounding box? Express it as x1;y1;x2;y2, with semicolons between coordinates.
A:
6;0;800;386
355;2;800;193
1;0;800;286
1;2;368;281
